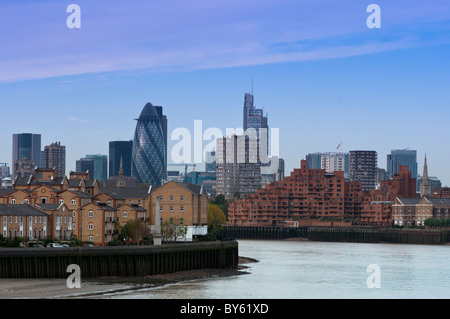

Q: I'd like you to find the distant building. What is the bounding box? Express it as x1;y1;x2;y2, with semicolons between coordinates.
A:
349;150;377;191
86;154;108;183
109;140;133;178
216;134;261;200
13;158;35;179
12;133;42;177
306;152;348;177
243;92;268;141
184;171;216;196
76;155;107;183
0;163;10;179
306;153;322;169
376;168;389;186
44;142;66;178
387;149;418;179
205;151;216;172
76;158;95;177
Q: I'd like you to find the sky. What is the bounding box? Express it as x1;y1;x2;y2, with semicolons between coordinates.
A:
1;0;450;185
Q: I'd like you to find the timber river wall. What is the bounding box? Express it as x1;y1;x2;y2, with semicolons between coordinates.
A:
0;240;238;279
220;226;450;245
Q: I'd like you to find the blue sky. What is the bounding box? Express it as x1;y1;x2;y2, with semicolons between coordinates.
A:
1;0;450;185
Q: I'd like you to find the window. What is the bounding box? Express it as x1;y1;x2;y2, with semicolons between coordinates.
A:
71;200;76;206
180;196;184;201
169;207;174;212
88;236;93;242
72;223;76;230
180;206;184;212
88;211;94;218
88;223;94;230
59;199;64;204
73;211;76;218
41;198;47;204
170;196;174;201
123;211;128;218
23;199;29;204
11;199;16;204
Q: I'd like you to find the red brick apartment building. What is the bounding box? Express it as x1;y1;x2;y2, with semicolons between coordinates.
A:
228;160;365;226
361;165;417;226
228;161;418;227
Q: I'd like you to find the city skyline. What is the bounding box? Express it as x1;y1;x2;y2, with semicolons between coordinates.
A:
1;1;450;185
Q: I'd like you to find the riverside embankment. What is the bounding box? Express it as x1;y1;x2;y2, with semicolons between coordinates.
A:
0;240;238;279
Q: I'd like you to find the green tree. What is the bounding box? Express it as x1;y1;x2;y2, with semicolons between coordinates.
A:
120;220;150;245
161;218;188;243
208;203;227;237
210;194;229;217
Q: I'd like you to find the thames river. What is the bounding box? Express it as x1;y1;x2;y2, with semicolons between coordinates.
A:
100;239;450;299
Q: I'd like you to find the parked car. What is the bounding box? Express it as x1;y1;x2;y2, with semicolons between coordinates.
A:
61;244;70;247
47;243;63;248
32;243;44;248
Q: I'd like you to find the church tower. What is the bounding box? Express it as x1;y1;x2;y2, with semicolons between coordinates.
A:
420;154;431;197
116;156;126;188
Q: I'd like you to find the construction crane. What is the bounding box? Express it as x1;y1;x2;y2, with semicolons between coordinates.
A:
167;163;196;177
336;143;342;150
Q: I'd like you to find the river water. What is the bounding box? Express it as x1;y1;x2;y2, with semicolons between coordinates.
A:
100;240;450;299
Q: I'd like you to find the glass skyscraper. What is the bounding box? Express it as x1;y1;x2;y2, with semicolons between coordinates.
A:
132;103;167;185
12;133;42;177
387;149;418;179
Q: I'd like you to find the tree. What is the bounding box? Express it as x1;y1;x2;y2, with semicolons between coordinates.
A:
120;220;150;245
210;194;229;217
208;204;227;237
161;218;188;243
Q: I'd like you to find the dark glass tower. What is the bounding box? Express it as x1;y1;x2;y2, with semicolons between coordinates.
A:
12;133;42;177
109;140;133;177
132;103;167;185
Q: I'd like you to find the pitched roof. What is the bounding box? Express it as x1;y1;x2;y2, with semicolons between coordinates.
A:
99;187;149;199
0;204;49;216
396;198;422;205
35;203;63;211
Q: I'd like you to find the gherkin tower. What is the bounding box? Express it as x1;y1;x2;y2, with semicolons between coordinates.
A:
131;103;167;185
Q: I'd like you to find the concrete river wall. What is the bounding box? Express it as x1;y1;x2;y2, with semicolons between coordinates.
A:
0;240;239;279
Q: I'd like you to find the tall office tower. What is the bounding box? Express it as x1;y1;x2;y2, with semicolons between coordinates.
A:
216;134;261;200
243;92;268;141
109;140;133;177
86;154;108;183
43;142;66;177
132;102;167;185
349;150;377;191
387;149;418;179
205;151;216;172
12;133;42;177
420;154;431;197
76;157;94;176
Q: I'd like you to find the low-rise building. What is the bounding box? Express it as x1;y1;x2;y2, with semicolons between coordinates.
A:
0;204;49;241
148;181;208;241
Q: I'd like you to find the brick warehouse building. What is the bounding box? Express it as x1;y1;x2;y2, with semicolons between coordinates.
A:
228;160;365;226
